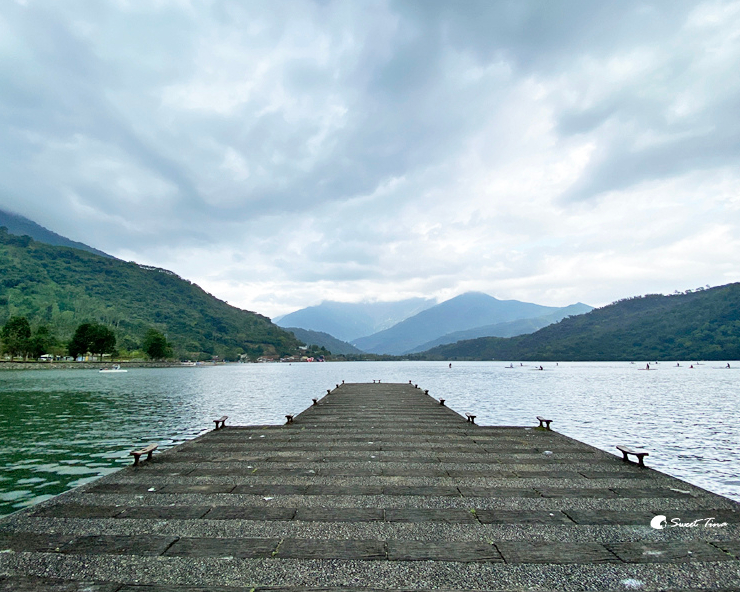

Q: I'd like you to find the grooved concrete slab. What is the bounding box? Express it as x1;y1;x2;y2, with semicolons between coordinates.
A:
474;509;573;524
30;504;123;518
277;538;386;560
294;507;384;522
164;537;279;558
203;506;297;521
386;540;503;562
59;535;178;556
0;382;738;591
494;541;620;564
384;508;477;523
159;484;237;494
605;541;732;563
116;506;212;520
0;576;120;591
0;532;75;552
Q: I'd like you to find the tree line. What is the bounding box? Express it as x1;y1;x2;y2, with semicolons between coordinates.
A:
0;316;172;361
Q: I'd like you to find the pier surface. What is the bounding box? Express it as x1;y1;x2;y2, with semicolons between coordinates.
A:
0;382;738;591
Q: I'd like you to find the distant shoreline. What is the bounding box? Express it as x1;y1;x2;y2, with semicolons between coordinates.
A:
0;361;217;370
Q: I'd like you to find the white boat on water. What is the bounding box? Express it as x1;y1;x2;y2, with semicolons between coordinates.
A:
99;365;127;373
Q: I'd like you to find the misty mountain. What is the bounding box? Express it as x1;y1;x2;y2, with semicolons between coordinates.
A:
408;302;593;353
0;208;113;259
274;298;436;342
352;292;588;355
284;327;364;355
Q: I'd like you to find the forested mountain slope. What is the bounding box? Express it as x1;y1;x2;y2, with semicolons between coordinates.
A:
418;285;740;361
0;228;300;360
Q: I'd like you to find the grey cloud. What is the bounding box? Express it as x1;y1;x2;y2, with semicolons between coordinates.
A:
1;0;738;313
563;126;740;203
393;1;686;68
2;2;499;240
558;67;740;202
557;101;624;137
0;3;204;230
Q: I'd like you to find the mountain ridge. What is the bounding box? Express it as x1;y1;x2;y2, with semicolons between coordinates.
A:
416;285;740;361
352;292;589;355
407;302;593;353
0;208;113;259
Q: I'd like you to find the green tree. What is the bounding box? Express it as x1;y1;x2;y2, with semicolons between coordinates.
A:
28;326;58;359
119;335;140;353
1;316;31;359
245;344;264;362
142;328;172;360
68;322;117;361
68;323;92;359
89;324;116;361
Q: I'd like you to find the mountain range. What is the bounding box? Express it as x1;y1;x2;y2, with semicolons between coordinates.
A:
279;292;592;355
417;284;740;361
353;292;592;355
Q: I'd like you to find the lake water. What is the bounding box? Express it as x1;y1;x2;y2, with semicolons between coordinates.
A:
0;360;738;515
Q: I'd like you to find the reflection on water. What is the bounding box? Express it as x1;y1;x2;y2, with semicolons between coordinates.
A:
0;361;737;514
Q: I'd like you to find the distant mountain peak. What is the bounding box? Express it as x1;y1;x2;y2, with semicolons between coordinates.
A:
449;291;495;300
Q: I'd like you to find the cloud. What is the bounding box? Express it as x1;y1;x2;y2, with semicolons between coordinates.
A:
1;0;739;317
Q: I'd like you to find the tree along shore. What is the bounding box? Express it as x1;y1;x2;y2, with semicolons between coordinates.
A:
0;360;220;370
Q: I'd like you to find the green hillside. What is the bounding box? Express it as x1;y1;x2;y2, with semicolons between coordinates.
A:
0;228;301;360
417;284;740;361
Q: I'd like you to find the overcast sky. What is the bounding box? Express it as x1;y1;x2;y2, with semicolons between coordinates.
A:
2;1;739;318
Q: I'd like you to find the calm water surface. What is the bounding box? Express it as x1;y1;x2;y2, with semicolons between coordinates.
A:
0;361;737;514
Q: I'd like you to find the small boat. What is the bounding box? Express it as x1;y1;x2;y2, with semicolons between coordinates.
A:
99;365;127;373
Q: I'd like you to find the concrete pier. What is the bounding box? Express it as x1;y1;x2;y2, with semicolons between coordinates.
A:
0;382;738;591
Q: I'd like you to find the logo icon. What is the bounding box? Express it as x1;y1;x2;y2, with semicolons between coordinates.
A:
650;515;667;529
